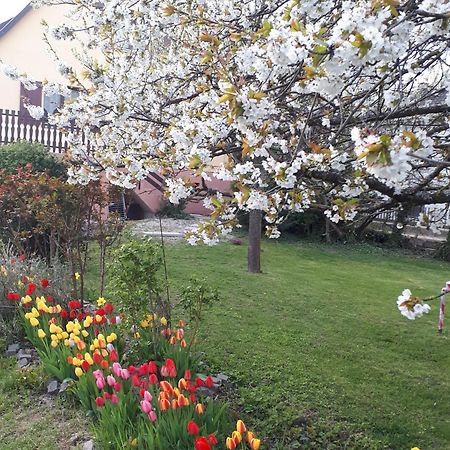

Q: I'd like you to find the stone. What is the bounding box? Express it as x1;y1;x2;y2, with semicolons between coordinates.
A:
211;376;222;386
47;380;60;395
83;439;94;450
215;373;229;382
197;386;216;398
17;349;33;359
18;358;30;369
59;380;72;393
6;343;20;356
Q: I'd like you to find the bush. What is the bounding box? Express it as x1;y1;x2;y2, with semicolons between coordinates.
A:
158;199;189;219
0;142;67;178
107;237;171;363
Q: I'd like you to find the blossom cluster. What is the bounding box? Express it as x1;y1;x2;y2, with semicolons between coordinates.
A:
7;0;446;241
397;289;431;320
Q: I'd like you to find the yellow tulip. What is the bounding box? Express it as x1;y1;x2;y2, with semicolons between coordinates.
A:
160;317;168;326
250;438;261;450
22;295;32;305
72;357;82;366
49;323;58;334
66;322;74;332
75;367;83;377
56;305;62;313
36;300;46;310
82;330;89;337
37;329;46;339
29;317;39;327
74;272;80;280
50;340;58;348
97;297;106;306
107;333;117;343
62;332;69;339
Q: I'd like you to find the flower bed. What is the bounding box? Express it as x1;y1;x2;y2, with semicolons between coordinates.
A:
7;278;262;449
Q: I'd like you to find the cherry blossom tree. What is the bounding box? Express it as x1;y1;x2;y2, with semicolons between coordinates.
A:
5;0;450;258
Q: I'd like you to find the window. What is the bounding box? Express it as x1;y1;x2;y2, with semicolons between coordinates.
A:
43;92;63;115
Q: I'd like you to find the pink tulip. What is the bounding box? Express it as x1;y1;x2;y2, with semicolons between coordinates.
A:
143;391;153;403
111;394;119;404
112;363;122;377
140;400;152;414
93;369;103;379
148;410;157;422
107;375;116;386
96;377;106;390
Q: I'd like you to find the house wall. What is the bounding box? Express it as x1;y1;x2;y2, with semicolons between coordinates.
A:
0;5;80;110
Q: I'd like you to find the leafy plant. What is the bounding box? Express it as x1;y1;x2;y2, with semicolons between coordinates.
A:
179;277;219;347
0;142;66;178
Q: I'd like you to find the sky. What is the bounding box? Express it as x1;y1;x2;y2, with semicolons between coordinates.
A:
0;0;30;23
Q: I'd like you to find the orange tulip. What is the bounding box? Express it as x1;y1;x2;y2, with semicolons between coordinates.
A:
195;403;205;414
232;431;242;444
226;437;236;450
236;420;247;433
159;398;170;411
178;394;189;407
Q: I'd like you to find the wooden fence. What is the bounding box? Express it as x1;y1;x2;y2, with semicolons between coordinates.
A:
0;108;71;153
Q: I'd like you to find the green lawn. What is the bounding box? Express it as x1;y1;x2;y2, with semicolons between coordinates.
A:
0;357;91;450
160;239;450;449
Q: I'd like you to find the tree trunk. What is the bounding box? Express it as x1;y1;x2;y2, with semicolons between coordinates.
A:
248;209;262;273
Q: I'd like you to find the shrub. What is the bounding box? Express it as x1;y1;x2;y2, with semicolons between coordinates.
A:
0;142;66;178
108;237;172;363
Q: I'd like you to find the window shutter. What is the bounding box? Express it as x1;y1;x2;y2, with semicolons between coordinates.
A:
19;82;43;116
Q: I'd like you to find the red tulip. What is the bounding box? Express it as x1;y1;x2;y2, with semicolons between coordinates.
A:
93;353;102;364
109;350;118;362
195;436;211;450
40;279;49;288
208;434;218;445
95;396;105;407
205;376;214;388
148;361;157;374
131;375;141;387
26;283;37;295
187;420;200;436
104;303;114;314
149;374;158;385
81;360;90;371
7;292;19;301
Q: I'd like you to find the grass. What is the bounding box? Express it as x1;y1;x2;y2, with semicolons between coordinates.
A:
158;238;450;449
0;356;92;449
